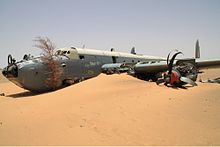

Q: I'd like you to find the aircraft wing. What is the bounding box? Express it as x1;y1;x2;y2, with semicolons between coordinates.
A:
195;59;220;69
101;58;220;86
133;59;220;75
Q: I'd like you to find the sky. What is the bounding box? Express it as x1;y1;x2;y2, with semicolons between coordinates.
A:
0;0;220;68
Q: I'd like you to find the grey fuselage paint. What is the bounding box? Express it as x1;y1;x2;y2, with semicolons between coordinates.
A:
2;47;165;92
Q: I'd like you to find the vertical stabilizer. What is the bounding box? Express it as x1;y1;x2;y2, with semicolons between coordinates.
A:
195;40;200;58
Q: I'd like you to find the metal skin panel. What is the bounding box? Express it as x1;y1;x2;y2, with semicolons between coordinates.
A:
2;47;165;92
196;59;220;69
2;46;220;92
134;61;168;74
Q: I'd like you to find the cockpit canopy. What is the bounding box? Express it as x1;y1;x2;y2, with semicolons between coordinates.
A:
55;47;79;59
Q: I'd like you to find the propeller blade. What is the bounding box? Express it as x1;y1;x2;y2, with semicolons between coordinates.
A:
168;51;183;75
156;79;165;85
180;77;197;86
166;49;178;65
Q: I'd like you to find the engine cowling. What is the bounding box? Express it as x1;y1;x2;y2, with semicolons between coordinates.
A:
157;51;198;87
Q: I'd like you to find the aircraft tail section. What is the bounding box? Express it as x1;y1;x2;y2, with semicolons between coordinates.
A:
195;39;200;59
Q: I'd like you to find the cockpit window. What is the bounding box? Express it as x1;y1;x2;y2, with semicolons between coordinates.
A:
55;50;61;55
55;48;79;59
55;50;70;55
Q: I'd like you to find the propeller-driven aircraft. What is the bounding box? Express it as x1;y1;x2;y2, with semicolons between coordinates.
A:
2;39;220;92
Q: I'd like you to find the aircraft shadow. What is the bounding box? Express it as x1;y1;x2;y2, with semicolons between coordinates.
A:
6;85;71;98
167;85;187;90
155;82;194;90
7;91;42;98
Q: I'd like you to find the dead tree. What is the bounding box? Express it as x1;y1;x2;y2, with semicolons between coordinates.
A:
34;37;62;90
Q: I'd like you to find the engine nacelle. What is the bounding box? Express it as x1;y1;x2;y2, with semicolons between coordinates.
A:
101;63;130;75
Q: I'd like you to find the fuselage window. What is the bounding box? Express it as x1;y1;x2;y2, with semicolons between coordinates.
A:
79;55;85;60
67;51;70;54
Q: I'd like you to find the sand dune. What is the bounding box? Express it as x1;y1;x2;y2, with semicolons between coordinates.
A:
0;69;220;145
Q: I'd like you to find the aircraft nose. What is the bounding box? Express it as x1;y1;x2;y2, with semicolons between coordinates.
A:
2;64;18;78
2;54;18;78
2;67;7;76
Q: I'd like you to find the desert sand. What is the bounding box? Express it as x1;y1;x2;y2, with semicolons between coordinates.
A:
0;68;220;145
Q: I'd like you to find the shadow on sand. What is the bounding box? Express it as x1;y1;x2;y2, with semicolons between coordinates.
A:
6;91;43;98
5;85;71;98
156;83;195;90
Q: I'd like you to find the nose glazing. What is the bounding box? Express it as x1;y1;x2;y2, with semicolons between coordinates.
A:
2;67;7;76
2;64;18;78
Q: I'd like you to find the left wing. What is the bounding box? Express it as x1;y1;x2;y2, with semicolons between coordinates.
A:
134;53;220;86
195;59;220;69
101;40;220;87
102;52;220;87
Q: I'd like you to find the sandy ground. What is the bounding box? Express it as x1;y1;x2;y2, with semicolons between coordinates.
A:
0;68;220;145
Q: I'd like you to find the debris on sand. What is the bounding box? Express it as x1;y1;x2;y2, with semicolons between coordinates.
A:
0;93;5;96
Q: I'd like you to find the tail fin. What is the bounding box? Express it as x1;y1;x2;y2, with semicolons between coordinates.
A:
195;39;200;58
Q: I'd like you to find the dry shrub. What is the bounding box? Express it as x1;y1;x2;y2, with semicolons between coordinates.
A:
34;37;62;90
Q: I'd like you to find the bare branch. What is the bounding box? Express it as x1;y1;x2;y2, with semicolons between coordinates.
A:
34;37;62;90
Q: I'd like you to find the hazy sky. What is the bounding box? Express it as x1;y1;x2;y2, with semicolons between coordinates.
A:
0;0;220;67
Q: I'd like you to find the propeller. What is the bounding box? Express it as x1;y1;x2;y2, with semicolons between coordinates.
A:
157;51;198;87
166;49;178;65
2;54;18;78
180;77;197;86
168;51;183;75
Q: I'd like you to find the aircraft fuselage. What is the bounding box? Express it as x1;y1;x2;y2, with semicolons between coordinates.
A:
2;47;165;92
